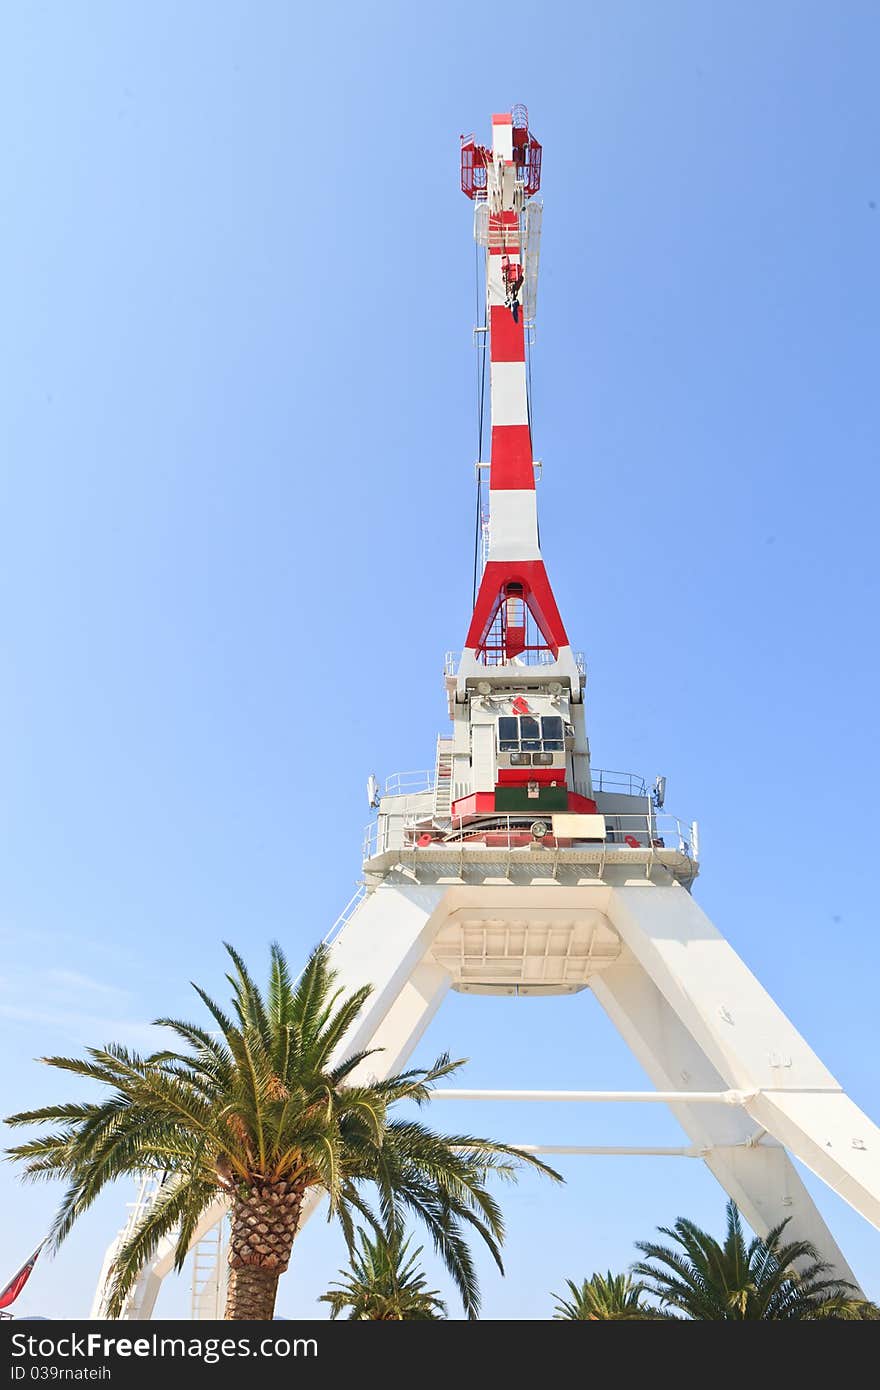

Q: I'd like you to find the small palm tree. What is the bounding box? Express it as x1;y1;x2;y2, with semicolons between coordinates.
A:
320;1225;446;1320
552;1271;666;1320
633;1200;875;1320
5;942;560;1320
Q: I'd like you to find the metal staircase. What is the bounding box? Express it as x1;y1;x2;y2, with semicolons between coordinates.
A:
432;736;454;821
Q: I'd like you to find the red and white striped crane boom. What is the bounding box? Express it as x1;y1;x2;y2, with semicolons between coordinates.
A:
459;108;576;683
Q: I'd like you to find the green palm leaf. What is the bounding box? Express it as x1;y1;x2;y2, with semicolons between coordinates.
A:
552;1271;668;1320
319;1224;447;1320
6;941;560;1320
633;1199;876;1320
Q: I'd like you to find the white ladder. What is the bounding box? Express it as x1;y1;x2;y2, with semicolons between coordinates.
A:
190;1219;228;1320
433;736;454;821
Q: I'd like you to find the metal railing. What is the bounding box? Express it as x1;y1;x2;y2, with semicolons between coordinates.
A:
320;885;366;951
473;200;523;251
364;810;697;865
291;885;366;987
381;767;649;803
444;650;586;676
590;768;648;797
383;769;435;797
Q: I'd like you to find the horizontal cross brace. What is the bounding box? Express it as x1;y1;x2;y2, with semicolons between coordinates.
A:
452;1140;771;1157
513;1144;705;1157
431;1089;753;1104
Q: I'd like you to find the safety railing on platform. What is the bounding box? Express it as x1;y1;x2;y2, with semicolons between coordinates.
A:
383;769;435;797
380;767;649;804
444;650;586;676
364;811;697;865
473;201;523;251
590;769;648;797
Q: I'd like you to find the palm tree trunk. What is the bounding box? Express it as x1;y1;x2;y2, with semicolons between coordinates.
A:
224;1179;306;1320
225;1266;281;1320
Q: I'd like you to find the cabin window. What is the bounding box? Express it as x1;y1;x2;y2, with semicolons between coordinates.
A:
497;715;566;756
498;717;519;751
520;716;540;751
541;716;564;750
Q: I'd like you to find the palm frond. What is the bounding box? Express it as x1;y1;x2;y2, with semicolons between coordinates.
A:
634;1200;860;1319
103;1173;217;1316
5;937;559;1320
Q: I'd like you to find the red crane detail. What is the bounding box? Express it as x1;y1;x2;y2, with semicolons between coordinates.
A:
460;105;542;200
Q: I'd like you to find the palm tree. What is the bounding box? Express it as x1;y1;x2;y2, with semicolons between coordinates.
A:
552;1271;666;1320
633;1200;876;1320
5;942;560;1320
320;1225;446;1320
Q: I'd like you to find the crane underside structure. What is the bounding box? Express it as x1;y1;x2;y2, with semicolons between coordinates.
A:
93;107;879;1318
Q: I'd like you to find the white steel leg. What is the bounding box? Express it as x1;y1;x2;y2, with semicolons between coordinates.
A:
602;879;880;1241
591;956;861;1287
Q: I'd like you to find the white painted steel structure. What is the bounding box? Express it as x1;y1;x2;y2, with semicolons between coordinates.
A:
91;106;879;1319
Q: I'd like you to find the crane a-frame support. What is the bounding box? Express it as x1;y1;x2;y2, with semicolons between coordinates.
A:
278;872;880;1286
97;867;879;1317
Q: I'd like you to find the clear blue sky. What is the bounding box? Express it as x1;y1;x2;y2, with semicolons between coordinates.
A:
2;1;879;1319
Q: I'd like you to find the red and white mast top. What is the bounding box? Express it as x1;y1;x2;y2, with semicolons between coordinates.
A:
458;107;579;695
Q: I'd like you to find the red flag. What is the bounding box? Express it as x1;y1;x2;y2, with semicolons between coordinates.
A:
0;1242;45;1310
